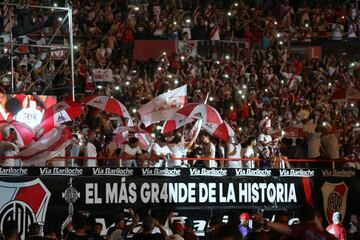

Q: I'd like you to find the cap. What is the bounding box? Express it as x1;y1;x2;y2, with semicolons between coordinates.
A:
240;212;250;221
185;218;194;228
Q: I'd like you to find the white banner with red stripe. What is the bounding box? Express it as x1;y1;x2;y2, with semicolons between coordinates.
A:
176;41;197;57
92;69;113;83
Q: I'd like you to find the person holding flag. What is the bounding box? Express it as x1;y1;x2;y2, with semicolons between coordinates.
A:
168;130;197;167
150;134;172;167
121;137;144;167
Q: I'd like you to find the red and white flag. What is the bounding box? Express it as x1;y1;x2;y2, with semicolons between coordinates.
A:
19;126;74;166
138;85;187;127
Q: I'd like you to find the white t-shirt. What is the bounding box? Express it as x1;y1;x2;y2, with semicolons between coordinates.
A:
109;230;123;240
257;134;272;152
84;142;97;167
123;144;142;157
332;23;344;40
151;143;172;167
348;24;357;38
122;144;142;167
169;143;187;167
243;146;255;168
203;142;217;168
226;144;242;168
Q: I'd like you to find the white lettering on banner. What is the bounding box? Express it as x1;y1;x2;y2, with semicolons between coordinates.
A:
190;168;227;177
280;169;315;177
322;169;356;177
140;183;151;203
39;168;83;176
236;169;272;177
238;183;297;203
105;177;137;204
0;167;28;175
199;183;208;203
85;183;102;204
142;168;181;177
92;168;134;176
85;181;298;205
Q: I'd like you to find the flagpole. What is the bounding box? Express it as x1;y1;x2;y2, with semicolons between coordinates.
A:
68;4;75;101
10;11;14;93
204;93;210;104
192;92;210;141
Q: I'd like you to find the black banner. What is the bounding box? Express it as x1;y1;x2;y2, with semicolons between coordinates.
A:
0;167;359;239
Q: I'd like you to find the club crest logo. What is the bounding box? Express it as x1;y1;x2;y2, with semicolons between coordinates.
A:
321;182;348;224
0;179;51;239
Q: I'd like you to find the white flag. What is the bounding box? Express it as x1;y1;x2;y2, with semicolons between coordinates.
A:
138;85;187;126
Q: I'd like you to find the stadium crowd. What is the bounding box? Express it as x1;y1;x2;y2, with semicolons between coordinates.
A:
0;1;360;240
0;0;359;168
0;207;359;240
